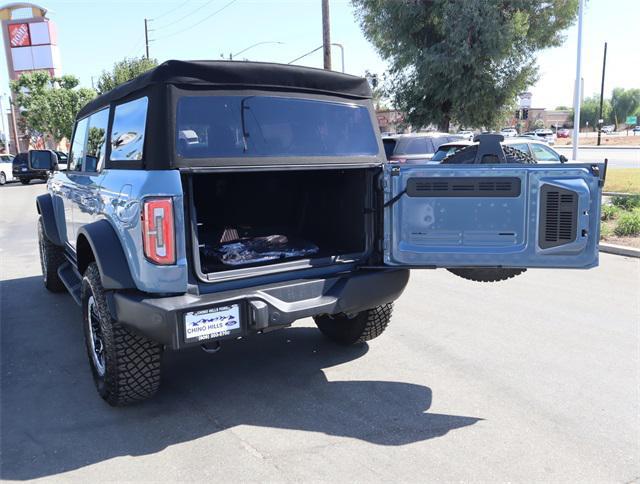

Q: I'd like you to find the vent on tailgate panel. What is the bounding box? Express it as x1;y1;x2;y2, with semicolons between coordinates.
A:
538;185;578;249
406;177;521;197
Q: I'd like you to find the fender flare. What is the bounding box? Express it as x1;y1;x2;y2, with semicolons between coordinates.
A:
36;194;62;246
77;220;136;290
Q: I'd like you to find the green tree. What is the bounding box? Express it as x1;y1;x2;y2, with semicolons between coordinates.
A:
610;87;640;127
352;0;578;131
364;70;390;110
11;71;96;145
533;119;545;129
96;57;158;95
566;95;612;129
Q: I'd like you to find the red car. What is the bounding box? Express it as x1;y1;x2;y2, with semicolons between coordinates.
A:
557;128;570;138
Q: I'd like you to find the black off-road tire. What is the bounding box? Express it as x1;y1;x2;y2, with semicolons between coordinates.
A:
314;303;393;345
20;178;30;185
38;216;65;292
442;144;536;282
0;172;6;185
82;262;162;406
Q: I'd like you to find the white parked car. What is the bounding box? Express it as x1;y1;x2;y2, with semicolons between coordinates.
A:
504;138;566;162
500;127;518;137
0;154;15;185
601;125;615;134
457;130;474;141
430;138;569;164
522;130;555;145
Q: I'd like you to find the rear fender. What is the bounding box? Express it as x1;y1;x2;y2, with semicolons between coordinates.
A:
77;220;136;290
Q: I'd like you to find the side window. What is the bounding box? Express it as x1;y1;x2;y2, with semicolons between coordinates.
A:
110;97;148;161
69;118;89;171
85;108;110;172
531;143;560;162
510;143;531;155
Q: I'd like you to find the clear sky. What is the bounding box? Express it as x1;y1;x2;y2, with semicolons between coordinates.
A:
0;0;638;110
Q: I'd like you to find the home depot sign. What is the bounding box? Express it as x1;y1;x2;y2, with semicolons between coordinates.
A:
8;23;30;47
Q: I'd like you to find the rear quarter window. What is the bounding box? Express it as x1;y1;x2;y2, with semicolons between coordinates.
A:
110;97;148;161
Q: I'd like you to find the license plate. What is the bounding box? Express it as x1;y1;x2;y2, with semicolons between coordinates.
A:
184;304;241;343
21;167;27;171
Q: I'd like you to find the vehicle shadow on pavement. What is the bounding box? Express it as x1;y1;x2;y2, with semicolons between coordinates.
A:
1;276;481;481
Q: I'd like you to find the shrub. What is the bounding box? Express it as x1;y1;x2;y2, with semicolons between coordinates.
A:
611;195;640;210
600;221;613;238
601;204;620;221
614;211;640;236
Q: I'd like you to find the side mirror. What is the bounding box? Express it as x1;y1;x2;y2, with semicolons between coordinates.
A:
29;150;58;171
559;154;568;163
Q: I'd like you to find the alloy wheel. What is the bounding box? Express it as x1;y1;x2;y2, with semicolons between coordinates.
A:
87;295;106;376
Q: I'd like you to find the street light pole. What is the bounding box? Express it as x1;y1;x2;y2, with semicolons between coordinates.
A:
287;43;345;72
571;0;584;161
0;94;8;154
231;41;284;60
332;42;344;73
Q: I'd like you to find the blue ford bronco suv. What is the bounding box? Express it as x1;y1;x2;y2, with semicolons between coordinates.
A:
33;61;605;406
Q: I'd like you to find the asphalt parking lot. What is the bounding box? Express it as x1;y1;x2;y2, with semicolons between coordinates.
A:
1;182;639;482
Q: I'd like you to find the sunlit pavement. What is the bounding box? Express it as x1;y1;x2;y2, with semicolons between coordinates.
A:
1;182;638;482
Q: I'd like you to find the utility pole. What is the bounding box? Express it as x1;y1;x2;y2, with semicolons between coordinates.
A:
571;0;584;161
321;0;331;70
9;97;20;154
597;42;607;146
144;18;150;59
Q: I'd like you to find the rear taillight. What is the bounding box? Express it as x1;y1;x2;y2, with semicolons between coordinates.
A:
142;198;175;265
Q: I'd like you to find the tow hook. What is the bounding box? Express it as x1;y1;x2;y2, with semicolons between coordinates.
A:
200;341;221;354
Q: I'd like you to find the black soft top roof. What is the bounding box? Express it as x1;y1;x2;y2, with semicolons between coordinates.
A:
78;60;372;118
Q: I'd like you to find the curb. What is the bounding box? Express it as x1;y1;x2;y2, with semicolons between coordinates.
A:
603;192;636;197
599;243;640;258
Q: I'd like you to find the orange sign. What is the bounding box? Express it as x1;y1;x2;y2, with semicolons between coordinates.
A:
9;23;31;47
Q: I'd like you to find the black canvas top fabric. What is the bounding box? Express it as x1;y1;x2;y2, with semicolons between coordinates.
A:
78;60;372;119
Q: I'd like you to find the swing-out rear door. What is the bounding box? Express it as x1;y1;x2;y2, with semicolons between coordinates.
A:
383;163;604;269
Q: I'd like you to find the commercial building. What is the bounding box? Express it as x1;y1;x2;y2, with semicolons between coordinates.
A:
0;2;61;153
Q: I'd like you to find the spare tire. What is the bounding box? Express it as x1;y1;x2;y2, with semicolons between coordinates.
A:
441;143;536;282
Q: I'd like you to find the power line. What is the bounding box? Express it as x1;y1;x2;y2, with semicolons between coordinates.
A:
124;35;147;60
151;0;191;21
152;0;215;31
154;0;239;41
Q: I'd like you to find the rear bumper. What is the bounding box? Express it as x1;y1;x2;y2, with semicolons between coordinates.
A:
109;269;410;350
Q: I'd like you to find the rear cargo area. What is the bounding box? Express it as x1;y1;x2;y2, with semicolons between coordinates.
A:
190;168;373;278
